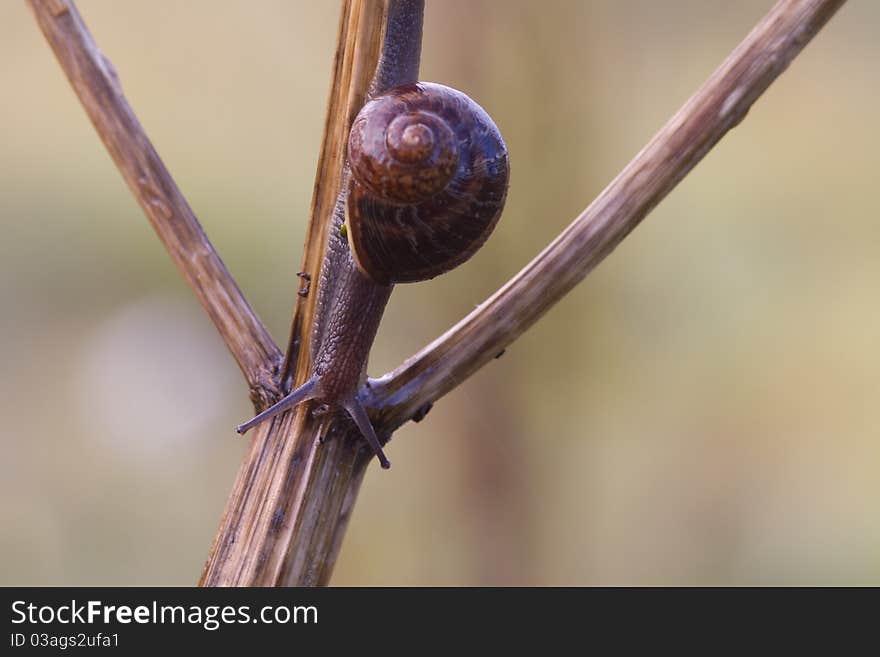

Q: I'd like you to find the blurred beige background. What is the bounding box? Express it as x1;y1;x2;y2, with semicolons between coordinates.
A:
1;1;877;585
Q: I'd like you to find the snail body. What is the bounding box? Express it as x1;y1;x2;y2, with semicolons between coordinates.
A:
236;83;509;469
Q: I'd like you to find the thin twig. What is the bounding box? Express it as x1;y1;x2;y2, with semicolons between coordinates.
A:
27;0;282;404
366;0;847;431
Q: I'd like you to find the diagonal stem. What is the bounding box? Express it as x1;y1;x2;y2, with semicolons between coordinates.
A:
366;0;847;432
27;0;282;405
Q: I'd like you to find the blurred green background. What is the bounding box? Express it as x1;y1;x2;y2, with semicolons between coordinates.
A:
2;0;877;585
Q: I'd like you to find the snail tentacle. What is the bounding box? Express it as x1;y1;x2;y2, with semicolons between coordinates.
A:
342;398;391;469
235;377;318;435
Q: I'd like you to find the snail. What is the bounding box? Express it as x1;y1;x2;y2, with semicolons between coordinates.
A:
236;82;509;469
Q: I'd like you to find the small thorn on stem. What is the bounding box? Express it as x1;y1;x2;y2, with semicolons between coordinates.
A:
411;401;433;423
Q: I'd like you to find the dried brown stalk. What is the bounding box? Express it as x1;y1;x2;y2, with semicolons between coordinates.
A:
199;0;396;586
280;0;386;388
27;0;282;406
28;0;847;586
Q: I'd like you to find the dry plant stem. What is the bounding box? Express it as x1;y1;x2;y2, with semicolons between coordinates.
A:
280;1;386;387
367;0;847;431
200;0;423;586
31;0;845;587
268;0;843;584
27;0;281;404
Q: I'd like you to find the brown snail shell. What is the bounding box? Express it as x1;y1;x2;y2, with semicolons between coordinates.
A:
346;82;509;284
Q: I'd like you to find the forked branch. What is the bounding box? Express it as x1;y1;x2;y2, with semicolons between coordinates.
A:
29;0;847;586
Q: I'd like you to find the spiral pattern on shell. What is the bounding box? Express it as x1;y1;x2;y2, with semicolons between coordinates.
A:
346;82;509;284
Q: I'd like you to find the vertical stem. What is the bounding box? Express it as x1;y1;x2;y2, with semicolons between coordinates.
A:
277;0;426;586
200;0;425;586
